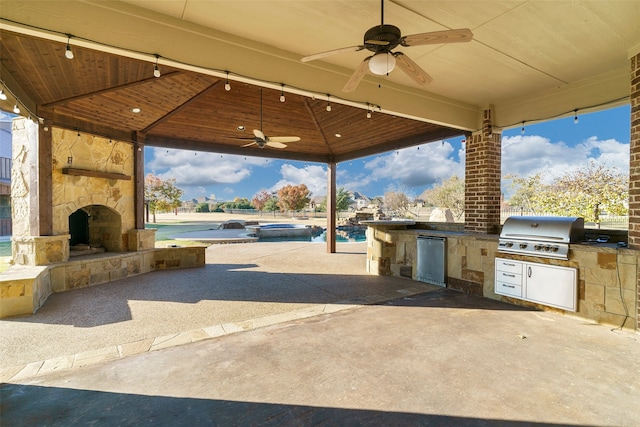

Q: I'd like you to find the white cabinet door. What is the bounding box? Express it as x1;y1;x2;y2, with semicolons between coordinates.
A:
525;263;577;312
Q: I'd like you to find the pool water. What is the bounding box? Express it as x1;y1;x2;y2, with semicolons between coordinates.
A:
259;228;366;243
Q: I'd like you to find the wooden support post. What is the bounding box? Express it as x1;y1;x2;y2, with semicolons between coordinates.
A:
326;162;336;253
133;132;145;230
37;110;53;236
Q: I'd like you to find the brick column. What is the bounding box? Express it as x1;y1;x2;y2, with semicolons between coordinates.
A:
629;52;640;331
464;109;502;234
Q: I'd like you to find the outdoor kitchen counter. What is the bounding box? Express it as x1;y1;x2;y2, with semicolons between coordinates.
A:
363;222;638;331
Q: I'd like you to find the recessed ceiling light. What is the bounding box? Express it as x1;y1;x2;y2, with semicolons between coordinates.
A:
237;125;246;131
131;107;141;113
335;133;342;138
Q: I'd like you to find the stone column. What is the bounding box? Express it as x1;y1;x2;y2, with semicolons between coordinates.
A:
11;118;68;265
629;52;640;330
464;109;502;234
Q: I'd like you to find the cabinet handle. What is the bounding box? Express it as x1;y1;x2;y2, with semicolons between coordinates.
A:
503;273;515;278
504;263;515;266
503;284;515;288
527;266;532;277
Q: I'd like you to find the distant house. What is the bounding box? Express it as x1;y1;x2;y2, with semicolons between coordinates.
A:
350;191;370;210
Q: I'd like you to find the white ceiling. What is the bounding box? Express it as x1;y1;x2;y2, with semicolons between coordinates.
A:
2;0;640;130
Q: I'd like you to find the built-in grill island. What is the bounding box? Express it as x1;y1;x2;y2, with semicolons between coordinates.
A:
495;216;585;312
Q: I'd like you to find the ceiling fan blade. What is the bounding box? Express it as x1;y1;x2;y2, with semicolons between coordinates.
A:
241;141;257;147
265;141;288;149
268;136;300;143
393;52;433;85
253;129;266;140
343;57;371;93
301;45;364;62
365;39;390;46
401;28;473;47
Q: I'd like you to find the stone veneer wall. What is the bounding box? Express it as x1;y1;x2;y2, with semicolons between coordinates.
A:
630;52;640;330
366;225;638;332
1;246;206;318
464;109;502;234
52;127;135;238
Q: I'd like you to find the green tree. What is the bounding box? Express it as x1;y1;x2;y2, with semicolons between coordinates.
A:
420;175;465;219
506;163;628;226
224;197;252;210
144;174;184;223
196;202;210;213
263;196;280;213
504;173;542;213
319;187;352;217
277;184;311;214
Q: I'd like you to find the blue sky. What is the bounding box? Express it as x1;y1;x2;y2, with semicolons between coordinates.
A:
145;105;631;202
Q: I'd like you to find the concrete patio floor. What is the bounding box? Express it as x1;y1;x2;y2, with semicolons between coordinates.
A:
1;242;639;426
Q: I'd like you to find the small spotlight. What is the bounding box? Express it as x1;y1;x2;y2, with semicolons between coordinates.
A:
225;72;231;91
131;107;141;113
13;104;20;114
65;35;74;59
573;110;579;124
0;90;6;101
280;85;286;102
153;55;161;78
237;125;246;131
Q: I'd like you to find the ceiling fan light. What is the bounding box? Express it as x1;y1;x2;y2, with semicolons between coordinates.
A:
369;52;396;75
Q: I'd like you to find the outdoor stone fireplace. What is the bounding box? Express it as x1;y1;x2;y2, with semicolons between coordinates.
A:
1;119;205;318
10;124;141;264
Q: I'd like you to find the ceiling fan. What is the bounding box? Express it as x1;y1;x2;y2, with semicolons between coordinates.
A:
237;88;300;149
301;0;473;92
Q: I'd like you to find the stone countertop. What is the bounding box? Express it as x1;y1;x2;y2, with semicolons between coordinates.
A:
359;220;416;226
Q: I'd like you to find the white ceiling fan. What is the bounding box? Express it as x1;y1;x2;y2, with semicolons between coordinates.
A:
238;88;300;149
301;0;473;92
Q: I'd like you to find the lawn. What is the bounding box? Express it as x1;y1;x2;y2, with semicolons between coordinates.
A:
145;222;221;247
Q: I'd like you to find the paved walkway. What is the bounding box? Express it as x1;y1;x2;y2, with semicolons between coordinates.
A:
2;242;640;426
0;242;437;377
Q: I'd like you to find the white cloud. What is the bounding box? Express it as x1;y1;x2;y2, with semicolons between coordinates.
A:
501;134;629;183
146;148;268;187
364;141;463;187
269;164;327;196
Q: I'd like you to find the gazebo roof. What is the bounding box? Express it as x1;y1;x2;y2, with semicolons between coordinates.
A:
1;1;638;162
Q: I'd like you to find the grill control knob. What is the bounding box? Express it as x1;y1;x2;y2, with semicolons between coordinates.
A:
534;245;542;250
551;246;559;252
519;243;527;249
506;242;513;248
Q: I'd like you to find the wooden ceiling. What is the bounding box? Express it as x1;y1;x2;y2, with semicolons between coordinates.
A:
0;30;463;163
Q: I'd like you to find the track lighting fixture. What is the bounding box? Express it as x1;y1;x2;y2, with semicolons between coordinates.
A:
13;104;20;114
573;110;579;124
280;85;286;102
153;55;161;78
225;72;231;91
65;35;74;59
0;90;6;101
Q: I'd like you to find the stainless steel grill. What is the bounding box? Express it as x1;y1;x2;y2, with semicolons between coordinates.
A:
498;216;584;260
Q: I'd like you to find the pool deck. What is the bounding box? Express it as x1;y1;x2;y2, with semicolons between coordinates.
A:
2;241;639;425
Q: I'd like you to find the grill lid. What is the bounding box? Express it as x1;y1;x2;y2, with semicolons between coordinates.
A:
500;216;584;243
